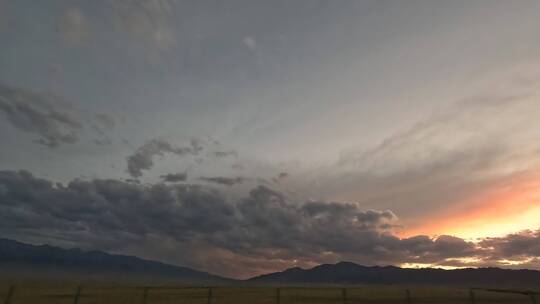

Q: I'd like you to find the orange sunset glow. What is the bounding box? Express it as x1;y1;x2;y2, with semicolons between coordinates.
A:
400;172;540;239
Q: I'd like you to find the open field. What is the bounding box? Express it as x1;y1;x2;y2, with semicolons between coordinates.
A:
1;285;538;304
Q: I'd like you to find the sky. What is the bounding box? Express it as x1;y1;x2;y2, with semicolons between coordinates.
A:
1;0;540;279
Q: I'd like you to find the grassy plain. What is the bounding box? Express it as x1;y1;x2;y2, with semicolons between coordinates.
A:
0;284;536;304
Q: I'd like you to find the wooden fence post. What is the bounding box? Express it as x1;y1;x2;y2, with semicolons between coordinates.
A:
342;288;347;304
405;289;412;304
72;285;82;304
142;287;149;304
276;287;281;304
3;286;14;304
530;293;537;304
207;287;213;304
469;289;476;304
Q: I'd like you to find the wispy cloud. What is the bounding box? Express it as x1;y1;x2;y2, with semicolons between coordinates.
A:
294;87;540;237
0;84;116;148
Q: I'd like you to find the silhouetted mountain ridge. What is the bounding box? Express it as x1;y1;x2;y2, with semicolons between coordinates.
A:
0;238;230;283
249;261;540;287
3;238;540;287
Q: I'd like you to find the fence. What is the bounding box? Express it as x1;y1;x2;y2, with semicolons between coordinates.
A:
1;285;539;304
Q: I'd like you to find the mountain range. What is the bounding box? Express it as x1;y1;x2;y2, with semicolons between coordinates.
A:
0;238;229;284
249;261;540;287
2;238;540;287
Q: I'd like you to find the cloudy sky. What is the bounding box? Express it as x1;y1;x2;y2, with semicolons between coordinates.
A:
1;0;540;278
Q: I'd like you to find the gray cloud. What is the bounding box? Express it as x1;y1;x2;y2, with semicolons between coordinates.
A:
94;113;116;130
190;138;204;155
92;138;113;146
0;84;83;147
399;235;478;264
0;84;117;148
479;230;540;262
160;172;187;183
213;150;238;158
232;163;244;170
126;139;200;177
91;115;116;146
1;170;539;277
272;172;289;183
199;176;247;186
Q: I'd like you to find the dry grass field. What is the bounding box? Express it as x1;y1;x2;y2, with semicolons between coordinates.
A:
0;284;538;304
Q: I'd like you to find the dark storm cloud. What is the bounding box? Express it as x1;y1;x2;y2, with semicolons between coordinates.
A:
399;235;478;264
0;84;117;148
160;172;188;183
126;139;200;177
199;176;247;186
0;170;234;248
0;171;403;265
2;170;540;277
479;230;540;261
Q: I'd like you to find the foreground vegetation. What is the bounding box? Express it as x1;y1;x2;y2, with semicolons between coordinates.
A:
0;284;538;304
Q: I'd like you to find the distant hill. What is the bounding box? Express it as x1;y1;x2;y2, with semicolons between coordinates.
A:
0;238;231;284
248;261;540;287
